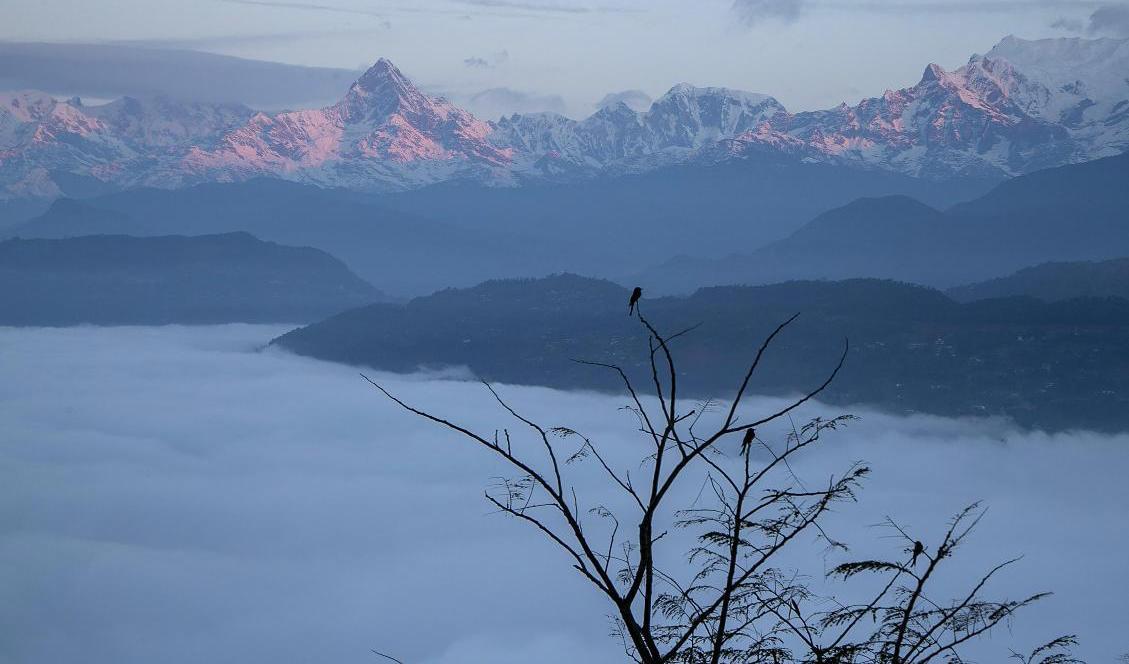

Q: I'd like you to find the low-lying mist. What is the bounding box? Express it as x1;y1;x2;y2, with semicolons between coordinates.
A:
1;325;1126;664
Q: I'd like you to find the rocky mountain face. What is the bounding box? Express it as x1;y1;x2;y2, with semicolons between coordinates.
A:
2;36;1126;200
179;59;514;191
491;85;789;176
0;91;254;198
770;36;1129;178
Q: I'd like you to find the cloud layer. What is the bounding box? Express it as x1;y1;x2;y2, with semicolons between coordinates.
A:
595;89;653;111
1089;3;1129;35
731;0;804;25
1;325;1127;663
461;86;569;118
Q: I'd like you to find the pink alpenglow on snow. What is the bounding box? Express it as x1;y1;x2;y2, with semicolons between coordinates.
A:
184;59;512;185
1;36;1127;200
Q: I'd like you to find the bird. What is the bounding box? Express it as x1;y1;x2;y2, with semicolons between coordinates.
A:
912;540;925;566
740;428;756;455
628;286;642;316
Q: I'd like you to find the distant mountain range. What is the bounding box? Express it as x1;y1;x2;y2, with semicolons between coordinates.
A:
10;156;996;295
10;146;1125;297
272;274;1129;432
0;232;383;325
2;36;1127;200
636;152;1129;292
7;180;558;295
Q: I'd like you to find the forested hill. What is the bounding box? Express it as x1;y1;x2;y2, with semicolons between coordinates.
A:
273;274;1129;431
948;257;1129;302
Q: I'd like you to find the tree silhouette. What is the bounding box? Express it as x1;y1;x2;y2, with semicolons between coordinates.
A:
363;305;1075;663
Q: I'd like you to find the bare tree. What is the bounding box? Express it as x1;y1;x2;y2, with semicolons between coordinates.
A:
363;307;1074;663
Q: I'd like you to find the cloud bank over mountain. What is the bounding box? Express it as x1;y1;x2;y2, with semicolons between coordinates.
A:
0;42;359;109
1088;3;1129;36
595;89;653;111
731;0;804;25
0;0;1104;113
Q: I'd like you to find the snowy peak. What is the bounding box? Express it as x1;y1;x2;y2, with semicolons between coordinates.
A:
727;35;1129;178
645;84;785;150
87;95;254;147
986;35;1129;72
487;81;790;174
980;35;1129;104
965;35;1129;159
651;83;784;119
919;63;952;86
355;57;409;90
657;83;776;105
340;57;429;121
177;58;512;189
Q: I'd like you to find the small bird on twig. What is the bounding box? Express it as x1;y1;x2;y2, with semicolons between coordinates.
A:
740;428;756;455
912;540;925;566
628;286;642;316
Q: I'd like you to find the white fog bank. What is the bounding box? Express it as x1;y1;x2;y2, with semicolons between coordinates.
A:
1;325;1127;664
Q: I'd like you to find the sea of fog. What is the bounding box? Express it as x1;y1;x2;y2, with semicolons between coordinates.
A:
1;325;1127;664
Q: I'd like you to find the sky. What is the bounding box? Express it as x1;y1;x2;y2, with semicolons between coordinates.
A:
2;324;1128;664
2;0;1129;114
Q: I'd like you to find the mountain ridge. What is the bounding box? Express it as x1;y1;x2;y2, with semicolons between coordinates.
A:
2;35;1126;200
0;231;385;325
271;273;1129;431
948;257;1129;302
11;154;998;295
633;151;1129;292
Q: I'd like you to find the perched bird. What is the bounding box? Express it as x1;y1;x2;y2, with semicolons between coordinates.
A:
912;540;925;566
741;428;756;455
628;286;642;315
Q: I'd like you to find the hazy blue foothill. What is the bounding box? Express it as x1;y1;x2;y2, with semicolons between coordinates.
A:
8;160;995;296
12;153;1122;299
0;232;384;325
947;257;1129;302
635;153;1129;293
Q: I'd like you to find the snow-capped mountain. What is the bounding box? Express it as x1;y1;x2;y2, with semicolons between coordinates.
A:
492;35;1128;179
491;85;788;176
179;59;514;190
0;91;253;198
982;36;1129;156
1;36;1126;200
745;35;1129;178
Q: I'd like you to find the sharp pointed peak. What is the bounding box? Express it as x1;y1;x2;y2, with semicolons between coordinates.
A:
355;57;411;89
369;57;400;72
342;57;427;112
920;62;951;84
